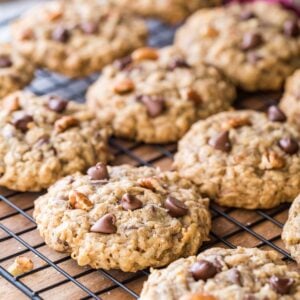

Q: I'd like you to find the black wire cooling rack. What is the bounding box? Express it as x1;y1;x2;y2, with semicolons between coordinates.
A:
0;9;296;300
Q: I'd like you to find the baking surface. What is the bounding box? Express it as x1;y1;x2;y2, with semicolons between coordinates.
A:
0;2;298;300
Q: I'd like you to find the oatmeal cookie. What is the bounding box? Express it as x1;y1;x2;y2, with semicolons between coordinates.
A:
0;91;110;191
282;194;300;263
174;110;300;209
140;247;300;300
11;0;147;78
0;44;34;98
87;46;236;144
175;2;300;91
33;164;211;272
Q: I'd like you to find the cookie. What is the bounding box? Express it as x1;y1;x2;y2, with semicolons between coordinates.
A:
33;164;211;272
175;2;300;91
0;91;110;192
112;0;221;24
0;43;34;98
174;110;300;209
282;194;300;263
280;69;300;128
140;247;300;300
87;46;236;144
11;0;147;78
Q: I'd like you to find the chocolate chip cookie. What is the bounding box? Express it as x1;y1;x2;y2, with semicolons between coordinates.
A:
33;164;211;272
0;91;110;191
175;2;300;91
174;110;300;209
280;69;300;128
282;194;300;263
140;247;300;300
87;46;236;144
11;0;147;78
112;0;221;24
0;43;34;98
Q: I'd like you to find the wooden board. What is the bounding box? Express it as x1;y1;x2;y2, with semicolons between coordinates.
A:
0;97;298;299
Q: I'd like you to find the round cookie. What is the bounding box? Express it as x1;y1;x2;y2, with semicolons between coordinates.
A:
175;2;300;91
87;46;236;144
140;247;300;300
0;44;34;98
0;91;110;192
282;194;300;263
11;0;147;78
280;69;300;128
33;164;211;272
174;110;300;209
112;0;221;24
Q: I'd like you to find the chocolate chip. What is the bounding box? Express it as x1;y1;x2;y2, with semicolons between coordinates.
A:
168;58;190;71
240;11;255;21
137;95;165;118
187;89;202;104
269;276;294;294
227;268;241;285
267;106;286;122
283;20;299;37
87;163;109;180
48;97;68;113
13;114;34;133
114;56;132;70
190;260;218;281
120;193;143;211
90;213;117;234
209;131;231;152
52;27;70;42
278;138;299;154
0;55;12;68
241;33;263;51
165;196;188;217
81;21;98;34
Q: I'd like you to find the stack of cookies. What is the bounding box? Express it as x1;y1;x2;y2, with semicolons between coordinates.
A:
1;0;300;299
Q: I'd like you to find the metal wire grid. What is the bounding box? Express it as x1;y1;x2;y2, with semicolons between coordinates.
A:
0;12;294;300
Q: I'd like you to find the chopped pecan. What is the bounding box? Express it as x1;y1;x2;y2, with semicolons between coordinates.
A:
132;47;159;61
113;79;135;95
8;256;34;276
260;151;285;170
69;190;93;211
201;26;219;38
3;94;20;112
222;117;252;130
54;116;79;133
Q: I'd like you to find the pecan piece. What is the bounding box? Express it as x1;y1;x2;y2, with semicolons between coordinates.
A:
69;190;93;211
132;47;159;61
54;116;79;133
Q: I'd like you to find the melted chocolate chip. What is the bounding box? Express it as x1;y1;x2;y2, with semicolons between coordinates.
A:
227;268;241;285
269;276;294;294
87;163;109;180
209;131;231;152
137;95;165;118
52;27;70;43
278;138;299;154
81;21;99;34
283;20;299;37
165;196;188;217
168;58;190;71
240;11;255;21
267;106;286;122
48;96;68;113
241;33;263;51
90;213;117;234
0;55;12;68
190;260;218;281
120;193;143;211
114;56;132;70
13;114;34;133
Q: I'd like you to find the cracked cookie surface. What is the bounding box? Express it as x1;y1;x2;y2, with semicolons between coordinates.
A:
0;44;34;98
0;91;110;191
282;194;300;263
175;2;300;91
33;164;211;272
174;110;300;209
112;0;221;24
87;46;236;144
140;247;300;300
11;0;147;78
